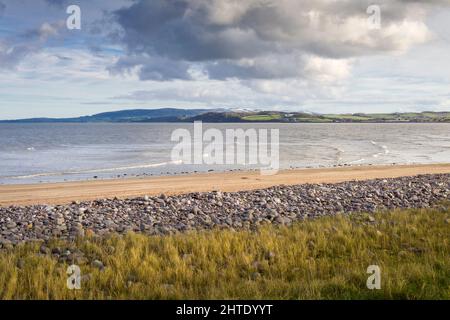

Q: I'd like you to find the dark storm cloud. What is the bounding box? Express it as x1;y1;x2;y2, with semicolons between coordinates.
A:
110;0;450;81
0;2;5;16
113;0;272;62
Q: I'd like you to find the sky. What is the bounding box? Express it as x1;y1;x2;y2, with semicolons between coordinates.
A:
0;0;449;119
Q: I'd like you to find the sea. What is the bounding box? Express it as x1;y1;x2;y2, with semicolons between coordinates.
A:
0;123;449;184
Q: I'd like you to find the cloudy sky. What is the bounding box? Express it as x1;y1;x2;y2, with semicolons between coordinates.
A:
0;0;449;119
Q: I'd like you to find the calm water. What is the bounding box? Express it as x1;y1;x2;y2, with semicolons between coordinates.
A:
0;123;449;184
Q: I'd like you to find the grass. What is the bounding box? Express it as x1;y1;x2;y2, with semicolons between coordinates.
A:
0;206;449;300
295;117;334;123
322;112;450;123
323;114;373;121
241;114;282;121
236;111;450;123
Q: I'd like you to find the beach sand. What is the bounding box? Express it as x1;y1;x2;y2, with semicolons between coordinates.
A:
1;163;449;206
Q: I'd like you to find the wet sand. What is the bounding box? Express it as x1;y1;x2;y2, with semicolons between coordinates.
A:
1;163;449;206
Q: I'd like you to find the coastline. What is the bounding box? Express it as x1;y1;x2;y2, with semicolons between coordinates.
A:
1;163;449;206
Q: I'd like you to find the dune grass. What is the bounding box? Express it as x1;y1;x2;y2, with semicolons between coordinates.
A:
0;206;449;300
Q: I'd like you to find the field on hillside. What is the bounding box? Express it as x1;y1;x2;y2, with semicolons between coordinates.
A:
0;206;449;300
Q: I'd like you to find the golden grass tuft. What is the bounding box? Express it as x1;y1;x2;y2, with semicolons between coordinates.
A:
0;206;449;299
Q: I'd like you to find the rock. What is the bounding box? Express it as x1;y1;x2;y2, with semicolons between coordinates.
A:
6;222;17;229
71;224;85;238
192;206;202;215
91;259;105;270
39;245;50;255
187;213;195;220
0;173;448;244
407;247;425;254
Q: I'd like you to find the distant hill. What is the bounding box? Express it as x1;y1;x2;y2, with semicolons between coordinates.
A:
1;109;449;123
0;108;211;123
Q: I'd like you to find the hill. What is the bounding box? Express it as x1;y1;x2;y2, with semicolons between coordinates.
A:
1;109;449;123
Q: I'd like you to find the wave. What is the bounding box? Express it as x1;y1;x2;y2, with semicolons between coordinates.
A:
330;146;345;162
9;160;183;179
370;140;389;158
347;158;365;164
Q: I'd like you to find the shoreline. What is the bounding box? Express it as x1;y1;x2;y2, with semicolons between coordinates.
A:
0;172;448;246
0;163;449;206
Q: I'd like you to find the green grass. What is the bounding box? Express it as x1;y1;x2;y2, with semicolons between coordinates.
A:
321;112;450;123
236;111;450;123
323;114;373;121
295;117;334;123
0;206;449;300
241;114;282;121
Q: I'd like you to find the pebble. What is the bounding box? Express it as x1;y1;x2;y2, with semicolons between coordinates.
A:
6;222;17;229
39;245;50;255
91;259;105;270
0;174;448;245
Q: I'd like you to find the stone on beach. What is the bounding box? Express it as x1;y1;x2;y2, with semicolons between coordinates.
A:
0;174;448;246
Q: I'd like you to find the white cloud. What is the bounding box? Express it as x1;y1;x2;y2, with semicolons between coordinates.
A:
37;22;61;40
304;56;352;84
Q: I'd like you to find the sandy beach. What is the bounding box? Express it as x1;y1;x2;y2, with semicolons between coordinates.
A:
1;163;449;206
